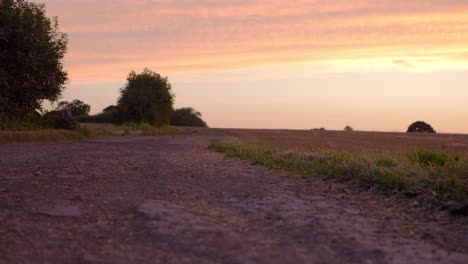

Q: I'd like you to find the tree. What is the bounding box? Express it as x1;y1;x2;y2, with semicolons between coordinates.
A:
117;69;174;126
56;99;90;117
102;105;118;113
171;107;208;127
344;126;354;132
0;0;68;124
407;121;436;133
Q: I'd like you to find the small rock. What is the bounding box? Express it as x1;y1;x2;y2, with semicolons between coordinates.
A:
34;171;42;176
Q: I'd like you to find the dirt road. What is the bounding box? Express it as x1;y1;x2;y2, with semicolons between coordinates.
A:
1;133;467;263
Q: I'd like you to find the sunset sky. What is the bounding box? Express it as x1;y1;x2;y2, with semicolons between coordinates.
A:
37;0;468;133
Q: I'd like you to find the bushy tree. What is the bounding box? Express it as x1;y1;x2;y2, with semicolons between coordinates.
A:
344;126;354;132
0;0;68;125
171;107;208;127
56;99;90;117
407;121;436;133
117;69;174;126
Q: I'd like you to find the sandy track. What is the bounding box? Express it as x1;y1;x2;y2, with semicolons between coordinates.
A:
0;134;467;264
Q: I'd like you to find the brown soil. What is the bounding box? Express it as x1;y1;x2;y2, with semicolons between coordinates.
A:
224;129;468;155
1;131;467;263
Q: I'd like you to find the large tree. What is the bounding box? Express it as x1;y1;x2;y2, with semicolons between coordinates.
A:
0;0;68;124
117;69;174;126
171;107;208;127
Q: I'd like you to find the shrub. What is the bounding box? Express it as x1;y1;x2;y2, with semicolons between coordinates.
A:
170;107;208;127
42;110;78;130
56;99;91;117
75;111;118;124
407;121;436;133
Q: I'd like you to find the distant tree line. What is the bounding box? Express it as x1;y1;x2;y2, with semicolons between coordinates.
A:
75;69;208;127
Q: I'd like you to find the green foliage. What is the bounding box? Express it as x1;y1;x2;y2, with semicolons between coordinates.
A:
102;105;118;113
0;110;43;130
56;99;90;117
0;0;68;125
376;157;397;168
407;121;436;133
75;111;118;124
42;110;78;130
77;105;119;124
408;150;458;166
171;107;208;127
210;138;468;210
117;69;174;126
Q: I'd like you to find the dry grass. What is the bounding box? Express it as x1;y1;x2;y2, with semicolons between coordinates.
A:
0;129;90;144
212;130;468;214
0;123;179;144
224;129;468;156
80;123;179;137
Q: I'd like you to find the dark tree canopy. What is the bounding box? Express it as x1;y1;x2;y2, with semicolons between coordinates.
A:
407;121;436;133
171;107;208;127
117;69;174;126
56;99;90;117
0;0;68;122
102;105;118;113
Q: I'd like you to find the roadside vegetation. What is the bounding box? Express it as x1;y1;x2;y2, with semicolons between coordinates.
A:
0;123;179;144
210;137;468;214
79;123;178;137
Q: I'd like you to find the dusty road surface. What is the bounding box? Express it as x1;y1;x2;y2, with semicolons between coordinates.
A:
1;133;467;264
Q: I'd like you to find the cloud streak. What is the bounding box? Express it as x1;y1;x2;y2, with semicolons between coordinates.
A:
37;0;468;82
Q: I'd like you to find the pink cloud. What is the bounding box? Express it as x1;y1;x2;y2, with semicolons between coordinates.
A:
33;0;468;82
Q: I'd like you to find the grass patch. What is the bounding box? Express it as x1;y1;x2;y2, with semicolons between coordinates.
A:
210;137;468;213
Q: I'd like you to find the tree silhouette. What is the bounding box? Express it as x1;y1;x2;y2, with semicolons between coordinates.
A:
171;107;208;127
117;69;174;126
56;99;90;117
0;0;68;124
407;121;436;133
